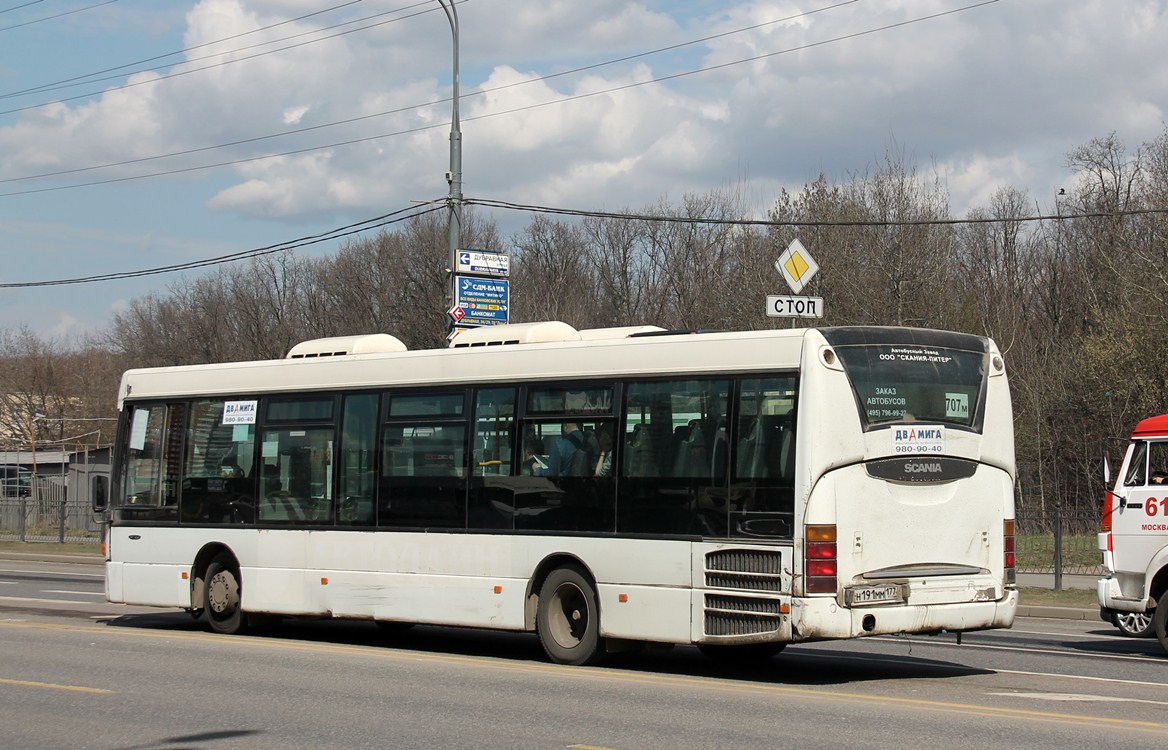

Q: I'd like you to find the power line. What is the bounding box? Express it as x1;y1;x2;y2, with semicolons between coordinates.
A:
0;1;449;111
0;0;118;32
0;0;854;183
0;202;445;288
6;190;1168;291
0;0;369;99
468;196;1168;227
0;0;994;197
0;1;45;16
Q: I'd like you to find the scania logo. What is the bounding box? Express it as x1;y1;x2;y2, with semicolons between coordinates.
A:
865;456;978;483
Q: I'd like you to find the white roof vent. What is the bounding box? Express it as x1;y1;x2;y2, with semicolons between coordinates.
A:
287;334;407;359
449;321;580;348
578;325;666;340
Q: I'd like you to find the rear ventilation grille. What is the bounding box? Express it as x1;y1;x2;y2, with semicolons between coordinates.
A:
705;549;783;592
704;594;782;636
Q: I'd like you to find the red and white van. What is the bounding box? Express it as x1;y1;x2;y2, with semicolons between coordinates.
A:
1098;414;1168;653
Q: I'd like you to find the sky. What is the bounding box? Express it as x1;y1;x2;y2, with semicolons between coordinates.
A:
1;0;1166;339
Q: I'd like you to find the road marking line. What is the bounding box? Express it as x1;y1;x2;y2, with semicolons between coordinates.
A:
41;590;105;597
792;644;1168;687
0;568;103;578
987;692;1168;706
875;635;1168;666
0;595;112;606
0;677;112;694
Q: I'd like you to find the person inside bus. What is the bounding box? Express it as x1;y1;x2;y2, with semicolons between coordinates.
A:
594;427;614;477
540;422;588;477
1151;471;1167;485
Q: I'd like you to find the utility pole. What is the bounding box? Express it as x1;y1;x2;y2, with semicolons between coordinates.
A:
437;0;462;334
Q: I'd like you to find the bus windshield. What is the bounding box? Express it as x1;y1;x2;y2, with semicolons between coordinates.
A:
833;343;986;429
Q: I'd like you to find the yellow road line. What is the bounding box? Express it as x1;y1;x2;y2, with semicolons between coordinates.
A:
0;677;112;694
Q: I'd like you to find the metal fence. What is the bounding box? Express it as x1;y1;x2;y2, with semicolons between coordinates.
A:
0;479;102;544
1015;504;1103;586
1;486;1107;584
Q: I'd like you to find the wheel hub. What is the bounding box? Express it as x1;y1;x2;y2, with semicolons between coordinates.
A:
208;571;239;615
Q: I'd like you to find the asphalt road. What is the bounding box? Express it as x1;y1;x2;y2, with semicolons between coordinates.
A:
2;556;1166;750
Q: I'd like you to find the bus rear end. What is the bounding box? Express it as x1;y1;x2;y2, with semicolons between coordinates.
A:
792;327;1017;641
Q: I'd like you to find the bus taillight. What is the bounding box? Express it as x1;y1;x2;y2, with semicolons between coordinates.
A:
1003;519;1016;585
805;524;837;594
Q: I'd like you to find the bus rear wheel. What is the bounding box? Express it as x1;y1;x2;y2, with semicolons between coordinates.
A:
204;554;245;635
537;565;602;666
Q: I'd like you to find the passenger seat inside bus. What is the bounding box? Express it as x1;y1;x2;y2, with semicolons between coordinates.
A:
672;419;709;477
626;424;657;476
736;416;794;482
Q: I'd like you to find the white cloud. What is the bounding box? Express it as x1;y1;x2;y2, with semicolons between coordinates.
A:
3;0;1168;333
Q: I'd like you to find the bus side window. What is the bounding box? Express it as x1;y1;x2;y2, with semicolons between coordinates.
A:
118;403;184;522
181;400;256;525
259;428;334;525
338;393;379;526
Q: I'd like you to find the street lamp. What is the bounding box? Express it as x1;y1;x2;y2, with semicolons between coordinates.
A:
437;0;463;334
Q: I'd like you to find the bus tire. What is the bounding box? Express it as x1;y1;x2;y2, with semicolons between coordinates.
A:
536;565;602;666
1155;599;1168;654
204;554;245;635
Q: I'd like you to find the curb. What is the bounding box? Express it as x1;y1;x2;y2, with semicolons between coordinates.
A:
0;550;103;566
1015;604;1099;621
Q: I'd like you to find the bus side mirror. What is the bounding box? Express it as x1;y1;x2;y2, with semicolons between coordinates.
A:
1103;453;1111;485
92;475;108;513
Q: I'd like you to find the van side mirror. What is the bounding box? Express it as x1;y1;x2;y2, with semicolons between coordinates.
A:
91;475;108;513
1103;453;1112;486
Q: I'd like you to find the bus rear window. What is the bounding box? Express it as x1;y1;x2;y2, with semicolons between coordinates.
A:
834;344;986;428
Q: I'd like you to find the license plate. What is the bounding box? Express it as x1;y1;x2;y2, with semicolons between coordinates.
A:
845;583;905;606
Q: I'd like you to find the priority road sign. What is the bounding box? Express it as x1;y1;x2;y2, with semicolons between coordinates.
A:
775;239;819;294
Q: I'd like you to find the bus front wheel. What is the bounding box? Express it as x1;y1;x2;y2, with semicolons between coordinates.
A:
537;565;602;666
204;554;245;635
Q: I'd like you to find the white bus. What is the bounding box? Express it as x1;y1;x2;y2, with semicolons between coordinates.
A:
1098;414;1168;651
95;321;1017;665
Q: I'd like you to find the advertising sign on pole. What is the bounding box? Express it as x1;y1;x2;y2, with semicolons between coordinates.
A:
454;276;509;326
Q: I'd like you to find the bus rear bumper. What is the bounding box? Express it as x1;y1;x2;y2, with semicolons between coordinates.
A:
790;590;1018;641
